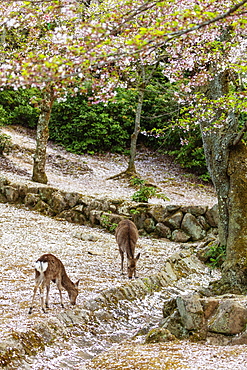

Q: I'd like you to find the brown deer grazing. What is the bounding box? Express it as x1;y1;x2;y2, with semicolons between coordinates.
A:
115;219;140;279
29;253;80;314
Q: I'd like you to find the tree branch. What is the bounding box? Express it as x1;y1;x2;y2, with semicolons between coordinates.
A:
166;0;247;41
233;121;247;146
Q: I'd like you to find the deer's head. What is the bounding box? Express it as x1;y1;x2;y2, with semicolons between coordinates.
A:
127;253;140;279
68;280;80;305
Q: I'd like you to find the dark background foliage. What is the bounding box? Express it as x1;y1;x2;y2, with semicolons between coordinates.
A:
0;83;208;179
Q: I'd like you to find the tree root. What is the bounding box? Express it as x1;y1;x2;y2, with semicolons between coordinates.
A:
106;169;138;181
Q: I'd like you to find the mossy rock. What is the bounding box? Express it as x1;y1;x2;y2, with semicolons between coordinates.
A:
145;328;176;343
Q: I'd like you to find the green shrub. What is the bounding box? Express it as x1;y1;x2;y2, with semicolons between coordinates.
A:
0;83;209;181
206;243;226;268
0;106;8;125
49;91;136;154
167;126;208;177
130;177;169;203
0;88;40;127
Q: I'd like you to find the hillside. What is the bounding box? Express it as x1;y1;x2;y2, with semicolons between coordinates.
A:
0;125;217;207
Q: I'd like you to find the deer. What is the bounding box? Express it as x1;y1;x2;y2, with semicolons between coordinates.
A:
29;253;80;314
115;219;140;279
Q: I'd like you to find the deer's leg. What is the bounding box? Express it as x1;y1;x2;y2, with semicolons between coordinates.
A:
45;282;50;308
40;282;46;313
29;274;43;314
56;279;64;308
29;283;39;314
119;250;124;275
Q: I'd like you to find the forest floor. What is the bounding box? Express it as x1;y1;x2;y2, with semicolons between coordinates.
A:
1;126;238;370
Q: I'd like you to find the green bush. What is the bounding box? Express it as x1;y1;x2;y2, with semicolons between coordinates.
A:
166;126;208;177
0;106;8;125
0;84;209;179
130;177;169;203
49;91;137;153
0;88;40;127
206;243;226;268
138;79;209;180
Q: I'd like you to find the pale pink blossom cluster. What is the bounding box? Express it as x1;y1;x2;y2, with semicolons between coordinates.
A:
0;0;246;107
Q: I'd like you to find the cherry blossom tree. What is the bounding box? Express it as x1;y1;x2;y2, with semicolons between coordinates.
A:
1;0;247;291
109;60;160;179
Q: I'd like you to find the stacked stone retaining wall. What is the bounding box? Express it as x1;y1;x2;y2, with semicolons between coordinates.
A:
0;176;218;242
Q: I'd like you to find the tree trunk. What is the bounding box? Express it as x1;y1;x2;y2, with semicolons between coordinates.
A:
32;86;55;184
200;112;238;246
221;142;247;292
200;68;247;293
127;86;145;173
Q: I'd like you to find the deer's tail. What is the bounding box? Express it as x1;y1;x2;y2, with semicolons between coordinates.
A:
34;261;48;273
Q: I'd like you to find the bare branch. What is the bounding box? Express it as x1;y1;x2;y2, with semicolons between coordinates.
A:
233;121;247;146
167;0;247;41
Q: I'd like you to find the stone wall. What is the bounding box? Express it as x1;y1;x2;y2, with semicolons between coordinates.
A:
0;176;218;242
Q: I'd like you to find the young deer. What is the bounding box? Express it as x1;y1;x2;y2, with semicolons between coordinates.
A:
29;253;79;314
115;219;140;279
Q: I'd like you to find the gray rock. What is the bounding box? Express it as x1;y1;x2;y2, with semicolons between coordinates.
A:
24;193;41;207
205;204;219;227
145;328;176;343
171;229;190;242
50;191;68;213
164;211;183;229
197;215;211;230
155;223;172;238
181;213;206;240
148;205;169;222
4;185;19;203
176;293;204;331
180;205;207;216
162;310;189;339
208;298;247;335
162;297;177;318
143;217;156;233
33;200;55;216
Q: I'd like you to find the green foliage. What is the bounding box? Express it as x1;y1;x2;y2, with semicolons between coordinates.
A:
100;214;118;232
49;91;136;153
129;208;140;215
0;82;208;180
130;176;169;203
130;177;145;187
0;133;12;155
132;186;157;203
167;126;208;177
206;243;226;268
138;77;209;179
0;106;8;125
0;88;40;128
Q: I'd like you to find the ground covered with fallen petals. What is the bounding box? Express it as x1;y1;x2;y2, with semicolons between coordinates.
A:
1;126;246;370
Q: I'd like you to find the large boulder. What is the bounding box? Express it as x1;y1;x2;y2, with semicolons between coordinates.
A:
176;293;204;331
159;293;247;344
181;213;206;241
164;211;183;229
208;298;247;335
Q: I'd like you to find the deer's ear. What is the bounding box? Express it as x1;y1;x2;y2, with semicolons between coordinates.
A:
136;252;140;260
75;279;80;287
